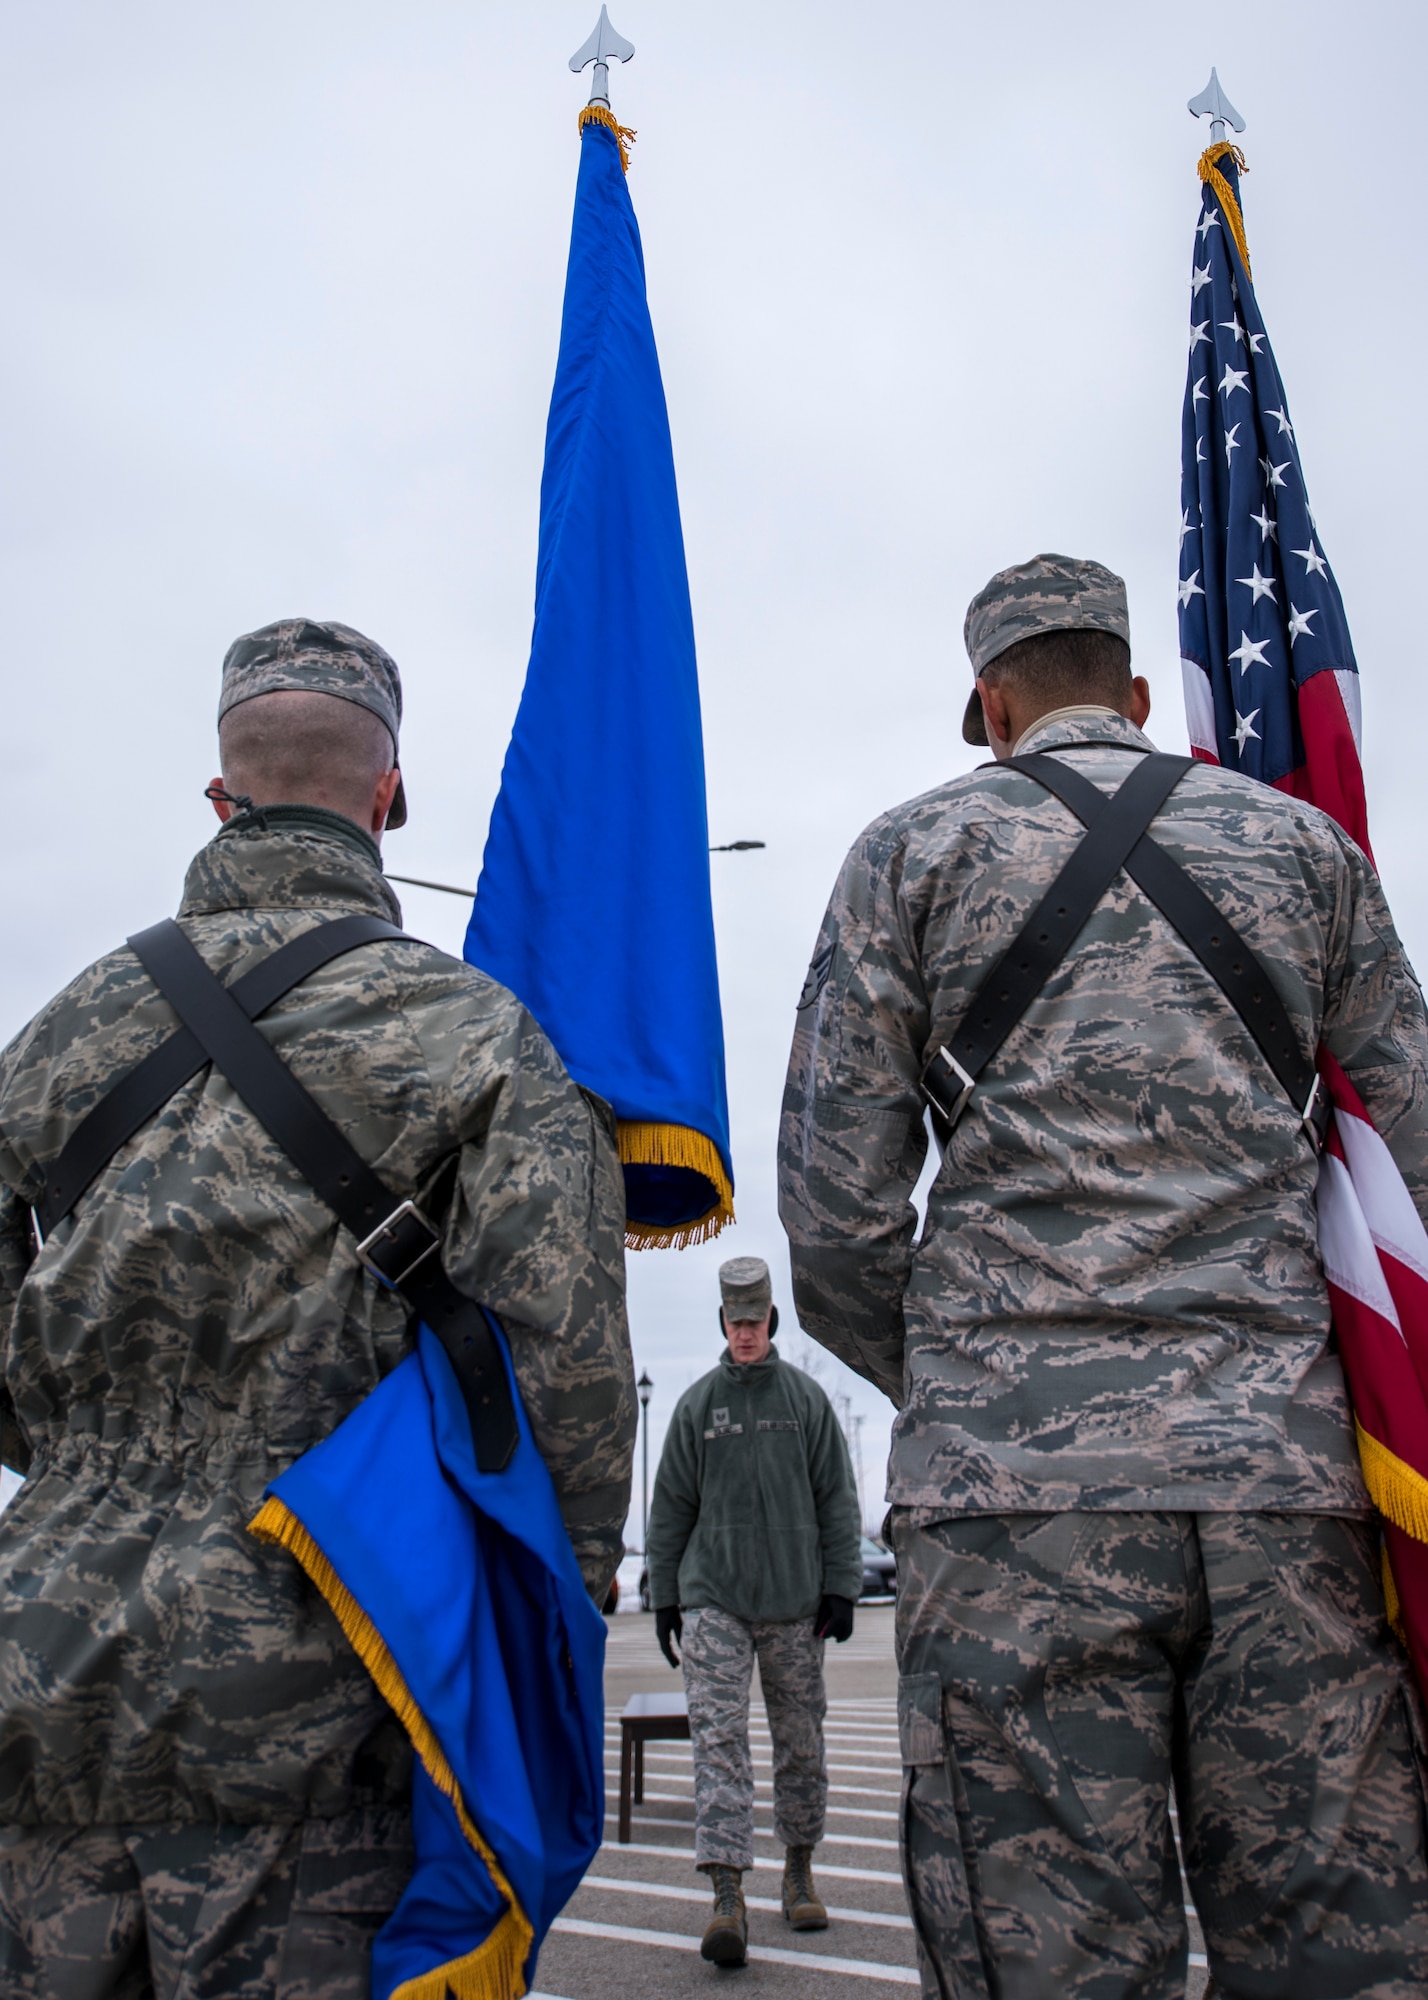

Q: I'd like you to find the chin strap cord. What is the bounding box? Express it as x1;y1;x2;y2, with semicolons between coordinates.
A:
204;783;268;831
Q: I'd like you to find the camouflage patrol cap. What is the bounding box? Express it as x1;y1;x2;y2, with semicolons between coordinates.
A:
719;1256;773;1320
961;554;1130;747
218;618;408;829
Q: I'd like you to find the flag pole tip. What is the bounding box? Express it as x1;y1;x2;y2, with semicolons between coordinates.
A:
1188;68;1246;145
569;6;635;111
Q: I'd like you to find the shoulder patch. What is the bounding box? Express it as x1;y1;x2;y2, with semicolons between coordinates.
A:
797;941;835;1012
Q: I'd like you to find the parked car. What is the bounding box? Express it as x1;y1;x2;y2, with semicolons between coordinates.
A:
859;1535;897;1599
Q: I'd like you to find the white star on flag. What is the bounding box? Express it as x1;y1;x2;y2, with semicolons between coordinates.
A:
1259;455;1290;490
1220;315;1246;344
1267;406;1295;438
1192;377;1209;408
1287;604;1319;644
1247;330;1266;353
1224;423;1241;466
1192;264;1213;295
1197;209;1220;240
1178;569;1205;609
1236;564;1277;605
1218;363;1249;398
1250;505;1278;544
1189;320;1211;351
1179;507;1193;548
1294;541;1329;578
1233;707;1261;750
1228;632;1272;674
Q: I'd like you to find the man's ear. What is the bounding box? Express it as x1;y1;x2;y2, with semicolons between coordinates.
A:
975;677;1014;751
769;1305;779;1336
717;1306;726;1340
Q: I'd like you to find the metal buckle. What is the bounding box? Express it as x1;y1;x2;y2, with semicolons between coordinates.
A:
1301;1073;1331;1154
356;1199;440;1289
922;1045;977;1132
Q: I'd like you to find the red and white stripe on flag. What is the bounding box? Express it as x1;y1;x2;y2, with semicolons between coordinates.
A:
1316;1050;1428;1682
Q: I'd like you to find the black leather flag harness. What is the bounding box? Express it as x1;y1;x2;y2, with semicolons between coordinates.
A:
920;750;1331;1155
34;913;518;1472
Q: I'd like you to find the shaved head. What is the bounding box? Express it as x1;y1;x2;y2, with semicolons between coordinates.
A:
218;689;395;826
979;628;1133;714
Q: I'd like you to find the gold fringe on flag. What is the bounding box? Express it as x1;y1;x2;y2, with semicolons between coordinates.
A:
578;104;636;172
248;1497;534;2000
618;1119;735;1251
1197;141;1252;283
1355;1419;1428;1544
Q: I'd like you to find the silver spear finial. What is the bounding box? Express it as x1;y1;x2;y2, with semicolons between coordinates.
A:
1188;69;1246;146
569;7;636;111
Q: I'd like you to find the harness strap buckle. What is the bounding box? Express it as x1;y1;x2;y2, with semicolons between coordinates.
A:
921;1045;977;1133
356;1199;441;1289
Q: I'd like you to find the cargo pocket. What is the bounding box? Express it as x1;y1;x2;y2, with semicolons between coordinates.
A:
898;1672;992;2000
275;1808;414;1997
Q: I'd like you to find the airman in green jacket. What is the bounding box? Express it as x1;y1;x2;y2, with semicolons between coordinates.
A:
646;1255;861;1966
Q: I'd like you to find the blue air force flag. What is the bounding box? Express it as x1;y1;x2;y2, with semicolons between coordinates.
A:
465;111;733;1248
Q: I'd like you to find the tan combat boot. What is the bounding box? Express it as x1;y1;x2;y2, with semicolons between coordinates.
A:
782;1844;828;1930
699;1863;748;1967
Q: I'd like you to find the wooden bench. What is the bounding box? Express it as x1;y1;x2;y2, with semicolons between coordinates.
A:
617;1691;690;1843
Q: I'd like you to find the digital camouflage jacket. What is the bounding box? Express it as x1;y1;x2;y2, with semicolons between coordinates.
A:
0;808;635;1827
644;1345;862;1621
778;712;1428;1518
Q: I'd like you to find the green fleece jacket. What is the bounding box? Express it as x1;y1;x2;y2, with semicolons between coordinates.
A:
645;1345;863;1621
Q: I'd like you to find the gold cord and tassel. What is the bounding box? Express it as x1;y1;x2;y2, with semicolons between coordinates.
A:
578;104;636;172
1197;141;1252;283
1354;1418;1428;1650
618;1119;735;1250
1355;1419;1428;1543
248;1497;534;2000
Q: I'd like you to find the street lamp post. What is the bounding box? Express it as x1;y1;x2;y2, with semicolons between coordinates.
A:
637;1370;654;1558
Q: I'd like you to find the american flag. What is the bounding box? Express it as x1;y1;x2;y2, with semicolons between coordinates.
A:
1177;143;1371;861
1179;142;1428;1694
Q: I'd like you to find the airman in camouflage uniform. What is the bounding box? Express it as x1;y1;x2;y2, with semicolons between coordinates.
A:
778;555;1428;1997
0;620;635;1999
645;1255;862;1964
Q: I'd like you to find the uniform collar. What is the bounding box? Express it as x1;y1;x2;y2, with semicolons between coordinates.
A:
720;1343;780;1385
1010;708;1158;758
179;808;403;923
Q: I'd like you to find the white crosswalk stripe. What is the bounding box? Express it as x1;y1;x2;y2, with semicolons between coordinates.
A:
581;1874;914;1929
550;1917;920;1985
605;1788;899;1823
604;1841;904;1885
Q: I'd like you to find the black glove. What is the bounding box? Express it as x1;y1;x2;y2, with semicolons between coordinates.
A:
815;1593;855;1643
655;1605;683;1668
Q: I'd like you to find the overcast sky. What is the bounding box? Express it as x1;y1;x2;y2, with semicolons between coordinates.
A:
2;2;1423;1538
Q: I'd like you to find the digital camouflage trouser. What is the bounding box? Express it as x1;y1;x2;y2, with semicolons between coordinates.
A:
0;1806;412;2000
682;1605;827;1870
893;1511;1428;2000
